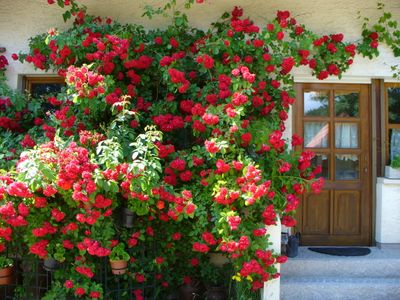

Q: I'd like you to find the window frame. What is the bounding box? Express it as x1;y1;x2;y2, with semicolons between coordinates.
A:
24;75;65;95
384;82;400;164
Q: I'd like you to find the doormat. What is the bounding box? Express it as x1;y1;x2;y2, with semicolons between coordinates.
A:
308;247;371;256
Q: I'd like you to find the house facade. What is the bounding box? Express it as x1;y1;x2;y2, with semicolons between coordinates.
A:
4;0;398;248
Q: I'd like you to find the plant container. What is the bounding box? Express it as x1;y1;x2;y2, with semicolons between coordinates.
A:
179;283;202;300
0;266;13;285
110;260;128;275
385;166;400;179
43;258;61;272
204;286;227;300
122;207;135;228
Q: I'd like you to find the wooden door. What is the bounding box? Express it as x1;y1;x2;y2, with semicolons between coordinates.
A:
294;83;372;246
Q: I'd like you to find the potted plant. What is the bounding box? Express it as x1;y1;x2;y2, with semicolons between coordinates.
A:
0;256;13;285
121;206;135;228
109;243;130;275
179;279;203;300
43;241;68;272
201;262;231;300
122;128;163;222
385;155;400;178
43;256;64;272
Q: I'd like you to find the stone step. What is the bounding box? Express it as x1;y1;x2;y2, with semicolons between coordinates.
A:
281;247;400;278
281;276;400;300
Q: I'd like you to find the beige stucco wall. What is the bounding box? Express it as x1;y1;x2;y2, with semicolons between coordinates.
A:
1;0;400;89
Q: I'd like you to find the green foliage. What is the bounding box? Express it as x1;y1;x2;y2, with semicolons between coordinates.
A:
200;262;232;287
358;3;400;78
109;243;130;261
42;281;68;300
391;155;400;169
1;0;399;298
95;137;123;169
142;0;197;19
233;280;261;300
0;256;13;268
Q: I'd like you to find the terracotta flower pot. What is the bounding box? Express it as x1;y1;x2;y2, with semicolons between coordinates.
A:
110;260;128;275
179;283;201;300
0;266;13;285
165;291;179;300
205;286;227;300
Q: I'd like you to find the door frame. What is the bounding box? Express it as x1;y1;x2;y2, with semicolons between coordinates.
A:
293;82;373;246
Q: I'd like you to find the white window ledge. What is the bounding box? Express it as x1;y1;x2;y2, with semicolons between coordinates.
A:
377;177;400;184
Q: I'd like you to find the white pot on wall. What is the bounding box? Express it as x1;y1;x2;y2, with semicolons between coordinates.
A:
385;166;400;179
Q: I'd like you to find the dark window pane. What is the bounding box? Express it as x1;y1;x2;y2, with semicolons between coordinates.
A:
31;83;64;98
334;91;359;117
304;91;329;116
388;87;400;124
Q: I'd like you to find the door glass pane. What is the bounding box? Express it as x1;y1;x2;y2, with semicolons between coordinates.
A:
335;154;359;180
334;91;359;117
388;87;400;124
304;91;329;116
311;154;329;179
335;123;358;148
304;122;329;148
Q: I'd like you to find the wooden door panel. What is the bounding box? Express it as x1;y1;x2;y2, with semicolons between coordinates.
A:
333;191;361;235
295;83;371;246
303;191;330;234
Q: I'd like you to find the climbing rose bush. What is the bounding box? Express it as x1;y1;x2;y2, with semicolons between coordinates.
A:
0;0;388;298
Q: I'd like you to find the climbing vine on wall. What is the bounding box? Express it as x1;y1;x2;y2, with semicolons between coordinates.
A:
0;0;398;299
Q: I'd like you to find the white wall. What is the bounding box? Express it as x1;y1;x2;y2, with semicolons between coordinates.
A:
1;0;400;89
376;177;400;244
262;218;281;300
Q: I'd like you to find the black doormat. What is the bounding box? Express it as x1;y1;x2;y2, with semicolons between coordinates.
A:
308;247;371;256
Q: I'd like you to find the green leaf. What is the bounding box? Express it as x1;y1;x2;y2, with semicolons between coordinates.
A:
62;11;71;22
175;17;183;27
41;167;56;181
221;12;230;19
45;35;51;45
110;181;119;193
